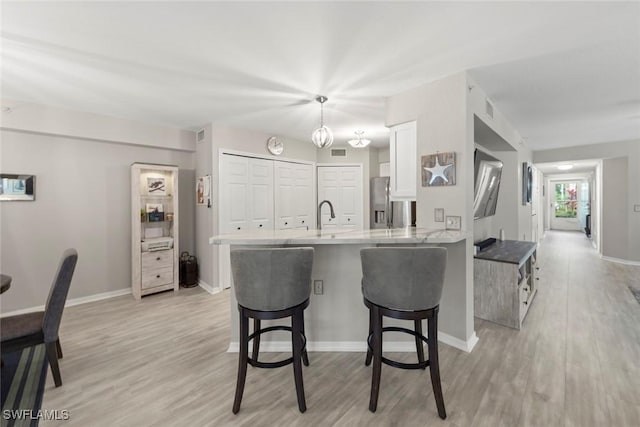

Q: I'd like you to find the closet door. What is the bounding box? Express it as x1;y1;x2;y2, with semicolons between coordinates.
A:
317;165;363;230
248;158;274;231
220;155;250;233
293;163;314;229
337;167;362;230
274;161;295;229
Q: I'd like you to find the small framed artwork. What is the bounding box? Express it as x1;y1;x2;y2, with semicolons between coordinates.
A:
0;174;36;201
422;152;456;186
146;203;164;222
196;175;211;206
147;177;166;195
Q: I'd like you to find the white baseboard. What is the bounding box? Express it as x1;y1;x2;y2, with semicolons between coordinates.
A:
198;280;221;295
227;331;479;354
439;331;479;353
600;255;640;266
1;288;131;318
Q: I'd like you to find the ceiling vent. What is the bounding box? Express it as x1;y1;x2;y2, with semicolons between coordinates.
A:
485;99;494;119
196;129;205;143
331;148;347;157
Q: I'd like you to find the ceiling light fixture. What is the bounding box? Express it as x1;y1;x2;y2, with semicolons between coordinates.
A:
311;96;333;149
347;130;371;148
557;164;574;171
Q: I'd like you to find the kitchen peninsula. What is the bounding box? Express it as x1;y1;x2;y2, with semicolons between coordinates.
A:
210;228;475;353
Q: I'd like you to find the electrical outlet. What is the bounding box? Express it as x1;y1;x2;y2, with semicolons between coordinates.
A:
434;208;444;222
445;215;461;230
634;204;640;212
313;280;323;295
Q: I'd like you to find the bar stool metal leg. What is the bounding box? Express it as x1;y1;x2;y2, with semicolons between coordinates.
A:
251;319;261;363
369;305;383;412
301;313;309;367
427;313;446;419
414;319;425;368
291;307;307;413
365;307;374;366
233;310;249;414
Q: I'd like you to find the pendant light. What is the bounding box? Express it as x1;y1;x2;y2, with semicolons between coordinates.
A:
311;96;333;148
347;130;371;148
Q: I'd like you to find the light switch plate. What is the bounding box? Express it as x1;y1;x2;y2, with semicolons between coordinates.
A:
434;208;445;222
634;204;640;212
445;215;461;230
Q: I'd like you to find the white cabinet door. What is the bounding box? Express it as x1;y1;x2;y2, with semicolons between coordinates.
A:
389;121;417;200
221;155;274;233
248;158;274;231
275;161;314;230
293;163;314;229
274;161;295;229
317;165;363;230
220;155;250;233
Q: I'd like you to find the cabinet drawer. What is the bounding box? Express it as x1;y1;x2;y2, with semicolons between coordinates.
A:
142;250;173;270
142;267;173;289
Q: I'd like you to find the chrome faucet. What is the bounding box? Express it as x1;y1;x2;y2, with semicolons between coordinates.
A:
317;200;336;230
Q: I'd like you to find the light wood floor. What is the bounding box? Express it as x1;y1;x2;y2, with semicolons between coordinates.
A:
41;231;640;426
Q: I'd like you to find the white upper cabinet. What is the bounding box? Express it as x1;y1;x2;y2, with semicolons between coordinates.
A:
274;162;314;230
317;165;363;230
389;121;417;201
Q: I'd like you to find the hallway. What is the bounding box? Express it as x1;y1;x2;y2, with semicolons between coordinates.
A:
40;230;640;426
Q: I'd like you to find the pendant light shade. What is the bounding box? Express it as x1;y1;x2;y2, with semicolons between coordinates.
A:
347;130;371;148
312;96;333;148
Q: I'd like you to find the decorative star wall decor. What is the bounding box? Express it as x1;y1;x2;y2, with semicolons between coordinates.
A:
422;152;456;186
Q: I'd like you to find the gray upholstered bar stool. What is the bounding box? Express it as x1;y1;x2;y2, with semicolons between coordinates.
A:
360;247;447;419
230;247;314;414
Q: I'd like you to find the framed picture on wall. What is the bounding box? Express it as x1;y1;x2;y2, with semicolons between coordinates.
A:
147;177;166;195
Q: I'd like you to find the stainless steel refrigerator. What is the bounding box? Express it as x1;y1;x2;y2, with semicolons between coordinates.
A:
370;177;416;229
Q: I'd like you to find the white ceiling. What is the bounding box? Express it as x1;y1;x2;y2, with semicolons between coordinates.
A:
2;2;639;150
535;159;599;175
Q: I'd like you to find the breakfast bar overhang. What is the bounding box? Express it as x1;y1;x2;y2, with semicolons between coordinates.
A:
210;228;477;353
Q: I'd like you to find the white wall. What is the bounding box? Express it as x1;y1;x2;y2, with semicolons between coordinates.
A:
467;76;533;243
1;129;194;311
195;124;214;289
386;72;474;345
534;140;640;262
0;99;195;152
602;157;629;260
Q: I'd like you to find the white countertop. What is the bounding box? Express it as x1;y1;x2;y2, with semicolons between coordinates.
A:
209;227;470;245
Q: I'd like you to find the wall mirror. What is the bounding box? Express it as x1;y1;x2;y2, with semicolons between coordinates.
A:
0;174;36;201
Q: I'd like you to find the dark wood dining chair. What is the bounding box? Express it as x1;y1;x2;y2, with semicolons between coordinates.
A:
1;249;78;387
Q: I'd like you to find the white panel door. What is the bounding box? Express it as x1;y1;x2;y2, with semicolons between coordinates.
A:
317;165;363;230
317;167;340;229
274;161;295;229
248;158;274;231
220;155;249;233
293;163;314;229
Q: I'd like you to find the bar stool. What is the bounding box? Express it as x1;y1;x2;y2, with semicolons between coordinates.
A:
360;247;447;419
230;247;314;414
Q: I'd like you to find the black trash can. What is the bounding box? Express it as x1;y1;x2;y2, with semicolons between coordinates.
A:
180;251;198;288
